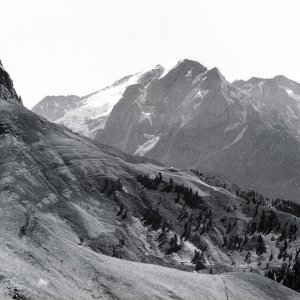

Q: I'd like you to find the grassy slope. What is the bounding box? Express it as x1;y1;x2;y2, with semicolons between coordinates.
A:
0;221;299;300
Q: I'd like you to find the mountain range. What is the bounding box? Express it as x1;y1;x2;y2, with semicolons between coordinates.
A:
32;59;300;203
1;60;300;298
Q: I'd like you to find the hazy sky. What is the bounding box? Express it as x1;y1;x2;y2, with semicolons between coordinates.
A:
1;0;300;108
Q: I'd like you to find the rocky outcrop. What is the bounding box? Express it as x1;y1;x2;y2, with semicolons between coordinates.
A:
0;60;21;104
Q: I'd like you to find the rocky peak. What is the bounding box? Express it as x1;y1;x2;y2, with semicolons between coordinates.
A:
173;59;207;78
203;67;226;89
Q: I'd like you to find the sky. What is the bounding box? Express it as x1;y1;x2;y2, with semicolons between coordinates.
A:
1;0;300;109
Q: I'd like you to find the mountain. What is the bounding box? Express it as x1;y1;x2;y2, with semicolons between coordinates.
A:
31;95;81;122
233;75;300;139
31;63;172;138
32;60;300;202
97;60;300;202
1;61;300;298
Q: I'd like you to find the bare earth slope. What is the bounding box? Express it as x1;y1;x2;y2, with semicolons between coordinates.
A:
1;230;299;300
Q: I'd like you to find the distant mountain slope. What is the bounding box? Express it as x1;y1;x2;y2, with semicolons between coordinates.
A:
32;95;81;121
233;75;300;138
1;62;300;298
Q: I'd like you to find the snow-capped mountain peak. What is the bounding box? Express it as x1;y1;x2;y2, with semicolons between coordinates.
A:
32;60;185;138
